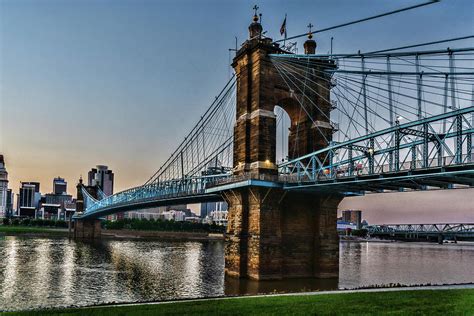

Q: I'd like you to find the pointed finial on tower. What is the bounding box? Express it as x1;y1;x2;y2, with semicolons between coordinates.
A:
253;4;259;21
304;23;316;54
248;5;263;39
307;23;314;39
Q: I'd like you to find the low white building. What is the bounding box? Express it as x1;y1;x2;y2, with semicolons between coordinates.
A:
161;210;186;222
207;210;228;227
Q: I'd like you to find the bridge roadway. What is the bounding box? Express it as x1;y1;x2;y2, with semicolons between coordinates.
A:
74;162;474;220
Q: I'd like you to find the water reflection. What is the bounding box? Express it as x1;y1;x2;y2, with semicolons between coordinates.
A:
339;241;474;289
225;277;338;296
0;237;474;311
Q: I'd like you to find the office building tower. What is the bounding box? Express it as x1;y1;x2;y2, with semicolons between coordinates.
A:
53;177;67;195
88;165;114;196
200;201;228;218
18;182;40;217
0;155;8;218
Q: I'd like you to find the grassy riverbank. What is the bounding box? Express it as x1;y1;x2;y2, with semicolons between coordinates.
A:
3;288;474;315
0;226;68;236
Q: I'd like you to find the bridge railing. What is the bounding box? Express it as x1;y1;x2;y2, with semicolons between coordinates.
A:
79;173;231;217
278;107;474;184
279;154;472;183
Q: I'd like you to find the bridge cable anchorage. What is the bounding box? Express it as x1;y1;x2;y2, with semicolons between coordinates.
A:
273;0;440;44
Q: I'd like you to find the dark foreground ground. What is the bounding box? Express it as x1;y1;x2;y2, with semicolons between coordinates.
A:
3;288;474;315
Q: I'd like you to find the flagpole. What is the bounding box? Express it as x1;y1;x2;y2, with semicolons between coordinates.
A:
283;14;287;47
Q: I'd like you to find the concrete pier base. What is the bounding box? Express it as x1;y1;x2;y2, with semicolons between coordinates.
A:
73;219;102;239
225;187;342;280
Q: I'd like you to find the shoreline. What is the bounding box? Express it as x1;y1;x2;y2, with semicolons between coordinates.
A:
2;227;473;245
0;226;224;241
101;229;224;241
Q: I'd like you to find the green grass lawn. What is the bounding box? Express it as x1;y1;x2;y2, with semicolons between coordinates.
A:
0;226;68;235
3;289;474;316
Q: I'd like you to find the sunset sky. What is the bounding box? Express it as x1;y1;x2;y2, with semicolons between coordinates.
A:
1;0;473;223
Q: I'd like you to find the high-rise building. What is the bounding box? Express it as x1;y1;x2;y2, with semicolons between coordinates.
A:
88;165;116;219
18;182;40;218
200;201;228;218
53;177;67;195
88;165;114;196
0;155;8;218
6;189;14;217
342;210;362;229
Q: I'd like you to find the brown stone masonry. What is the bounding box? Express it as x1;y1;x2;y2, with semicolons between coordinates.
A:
226;18;340;280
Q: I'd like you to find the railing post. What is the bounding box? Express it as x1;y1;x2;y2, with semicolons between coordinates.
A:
311;156;316;181
329;142;334;178
436;140;443;167
348;145;354;176
467;133;472;163
411;145;417;170
368;138;374;174
297;162;301;183
423;123;429;168
395;126;400;172
456;114;463;164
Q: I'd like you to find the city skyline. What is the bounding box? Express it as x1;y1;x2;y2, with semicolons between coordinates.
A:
1;0;474;223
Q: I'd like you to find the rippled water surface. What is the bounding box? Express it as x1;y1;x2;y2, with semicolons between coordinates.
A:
1;236;473;310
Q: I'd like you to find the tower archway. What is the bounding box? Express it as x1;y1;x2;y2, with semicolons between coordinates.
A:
275;105;290;164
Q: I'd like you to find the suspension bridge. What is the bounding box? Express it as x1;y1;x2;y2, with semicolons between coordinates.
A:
73;4;474;280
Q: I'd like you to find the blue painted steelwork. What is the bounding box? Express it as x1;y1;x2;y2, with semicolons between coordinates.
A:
96;187;107;200
81;187;98;208
367;223;474;239
278;107;474;186
74;173;230;219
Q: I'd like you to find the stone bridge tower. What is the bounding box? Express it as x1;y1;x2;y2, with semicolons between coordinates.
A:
73;178;102;239
224;13;342;280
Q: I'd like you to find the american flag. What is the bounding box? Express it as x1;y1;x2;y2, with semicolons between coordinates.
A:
280;14;287;38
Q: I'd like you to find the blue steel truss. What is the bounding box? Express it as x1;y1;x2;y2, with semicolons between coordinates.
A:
279;106;474;189
75;174;230;219
367;223;474;238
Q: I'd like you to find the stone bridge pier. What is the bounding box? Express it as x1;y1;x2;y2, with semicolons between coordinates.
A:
224;13;341;280
73;178;102;239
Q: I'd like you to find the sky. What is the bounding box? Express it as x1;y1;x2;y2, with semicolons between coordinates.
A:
1;0;473;223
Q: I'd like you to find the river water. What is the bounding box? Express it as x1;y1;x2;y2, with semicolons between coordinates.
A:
1;236;473;311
